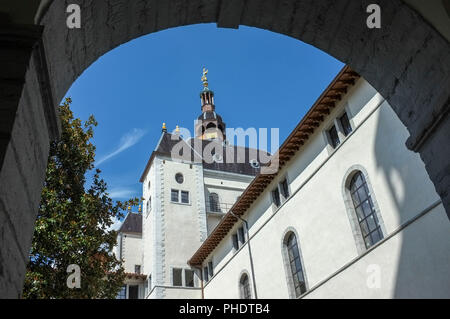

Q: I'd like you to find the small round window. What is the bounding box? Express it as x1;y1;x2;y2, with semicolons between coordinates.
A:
250;159;260;169
175;173;184;184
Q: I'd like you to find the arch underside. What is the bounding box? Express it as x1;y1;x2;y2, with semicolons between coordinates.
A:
0;0;448;298
41;0;449;212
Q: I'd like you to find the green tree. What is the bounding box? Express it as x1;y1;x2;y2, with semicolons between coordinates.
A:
23;98;138;299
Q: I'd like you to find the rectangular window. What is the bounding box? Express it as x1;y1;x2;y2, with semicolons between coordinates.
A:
173;268;182;286
181;191;189;203
185;269;195;287
280;178;289;199
339;112;352;136
232;233;239;251
128;285;139;299
272;187;281;207
116;285;127;299
208;261;214;277
238;226;245;245
171;189;179;202
328;125;340;148
203;266;209;282
135;265;141;274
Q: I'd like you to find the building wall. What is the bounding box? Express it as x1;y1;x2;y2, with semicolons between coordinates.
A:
143;157;204;299
162;159;204;276
202;79;450;299
121;233;143;274
204;170;254;233
139;151;256;298
142;163;154;271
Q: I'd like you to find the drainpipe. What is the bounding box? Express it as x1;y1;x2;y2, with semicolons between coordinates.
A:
195;266;204;299
229;211;258;299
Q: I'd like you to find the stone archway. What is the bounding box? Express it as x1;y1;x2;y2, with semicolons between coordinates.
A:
0;0;448;298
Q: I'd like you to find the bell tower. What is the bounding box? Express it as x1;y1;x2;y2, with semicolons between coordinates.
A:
195;68;226;140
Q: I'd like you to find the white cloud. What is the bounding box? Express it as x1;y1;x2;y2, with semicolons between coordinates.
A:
108;187;136;199
96;128;146;166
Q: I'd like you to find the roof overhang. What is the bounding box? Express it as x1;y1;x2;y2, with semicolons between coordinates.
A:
188;65;360;266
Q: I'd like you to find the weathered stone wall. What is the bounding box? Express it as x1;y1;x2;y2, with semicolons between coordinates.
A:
0;0;448;298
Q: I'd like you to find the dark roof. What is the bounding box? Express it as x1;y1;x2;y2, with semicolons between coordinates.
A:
119;212;142;234
139;133;270;182
198;111;223;122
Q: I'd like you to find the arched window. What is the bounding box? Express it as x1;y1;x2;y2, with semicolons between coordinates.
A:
349;171;384;249
284;232;307;298
209;193;220;212
239;273;251;299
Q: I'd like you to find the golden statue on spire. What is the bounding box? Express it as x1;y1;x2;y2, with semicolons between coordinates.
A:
201;67;208;88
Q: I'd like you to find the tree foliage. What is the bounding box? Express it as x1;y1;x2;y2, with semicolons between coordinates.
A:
23;98;138;298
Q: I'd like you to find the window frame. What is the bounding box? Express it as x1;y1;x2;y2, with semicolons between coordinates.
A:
180;190;190;204
209;192;220;212
271;187;281;208
349;171;384;249
327;124;340;149
238;226;246;245
170;189;190;205
208;261;214;278
116;285;127;299
281;227;309;299
203;266;209;282
134;264;141;274
184;269;195;287
232;233;239;251
128;285;139;299
342;166;387;255
279;177;290;201
239;273;252;299
171;189;179;202
339;112;353;137
172;268;183;287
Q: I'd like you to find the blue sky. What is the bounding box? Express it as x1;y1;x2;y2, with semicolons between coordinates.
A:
65;23;343;203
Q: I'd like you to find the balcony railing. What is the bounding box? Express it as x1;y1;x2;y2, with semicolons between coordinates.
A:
205;201;234;214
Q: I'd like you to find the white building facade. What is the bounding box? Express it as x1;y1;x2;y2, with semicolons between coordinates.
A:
118;67;450;299
117;69;264;298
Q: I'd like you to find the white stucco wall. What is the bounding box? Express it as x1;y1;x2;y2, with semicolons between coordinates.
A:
121;233;143;274
202;78;450;299
142;163;155;278
204;169;254;233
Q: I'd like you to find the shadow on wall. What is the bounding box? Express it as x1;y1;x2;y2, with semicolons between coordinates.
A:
373;102;450;298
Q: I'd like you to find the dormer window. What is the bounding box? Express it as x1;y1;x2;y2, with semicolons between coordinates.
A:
339;112;352;136
280;178;290;199
328;125;340;149
272;187;281;207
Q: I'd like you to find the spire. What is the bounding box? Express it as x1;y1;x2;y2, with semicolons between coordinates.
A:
201;67;209;90
196;67;226;140
199;67;215;112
